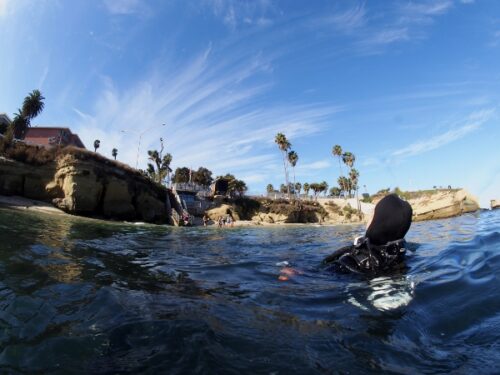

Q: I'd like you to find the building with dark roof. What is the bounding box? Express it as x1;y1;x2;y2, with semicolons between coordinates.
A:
24;127;86;149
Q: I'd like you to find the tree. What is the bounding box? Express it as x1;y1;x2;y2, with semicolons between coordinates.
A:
342;152;355;169
303;182;310;197
23;90;45;119
148;151;173;184
229;178;247;197
332;144;343;177
338;176;351;198
112;148;118;160
275;133;291;198
320;181;329;197
11;90;45;139
287;150;298;198
349;168;361;214
349;168;359;191
192;167;213;187
280;183;287;194
266;184;274;193
94;139;100;152
11;109;29;139
310;182;322;200
173;167;191;183
330;186;341;197
294;182;302;196
145;137;173;184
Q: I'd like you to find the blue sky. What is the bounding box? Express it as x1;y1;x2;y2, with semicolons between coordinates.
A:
1;0;499;206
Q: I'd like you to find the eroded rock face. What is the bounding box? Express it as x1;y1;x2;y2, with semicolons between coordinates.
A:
409;189;479;221
0;155;171;224
102;177;135;219
491;200;499;209
135;191;166;222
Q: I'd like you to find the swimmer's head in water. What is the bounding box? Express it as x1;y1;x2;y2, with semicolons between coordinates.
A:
365;194;412;246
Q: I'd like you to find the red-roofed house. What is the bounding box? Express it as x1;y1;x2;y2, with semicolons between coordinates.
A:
24;127;86;149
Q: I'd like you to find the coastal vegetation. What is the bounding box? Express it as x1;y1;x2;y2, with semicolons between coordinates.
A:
274;133;292;198
11;90;45;139
146;138;172;184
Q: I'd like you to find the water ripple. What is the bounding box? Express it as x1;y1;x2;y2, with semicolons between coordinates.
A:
0;207;499;373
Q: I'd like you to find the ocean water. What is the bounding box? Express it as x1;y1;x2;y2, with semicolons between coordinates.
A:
0;207;498;374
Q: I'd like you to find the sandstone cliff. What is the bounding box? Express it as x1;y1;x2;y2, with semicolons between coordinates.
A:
407;189;479;221
0;155;175;224
491;200;500;210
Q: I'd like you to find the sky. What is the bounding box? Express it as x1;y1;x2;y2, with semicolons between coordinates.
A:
0;0;499;206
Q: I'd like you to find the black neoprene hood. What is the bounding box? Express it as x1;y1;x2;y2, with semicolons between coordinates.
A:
365;194;413;246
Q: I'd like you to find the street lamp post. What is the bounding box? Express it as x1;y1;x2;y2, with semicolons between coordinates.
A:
121;123;165;169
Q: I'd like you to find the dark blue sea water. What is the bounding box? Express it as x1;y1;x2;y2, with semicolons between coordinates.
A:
0;208;499;374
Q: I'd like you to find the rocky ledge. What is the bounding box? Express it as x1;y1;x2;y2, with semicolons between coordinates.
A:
0;154;175;224
491;200;499;210
406;189;480;221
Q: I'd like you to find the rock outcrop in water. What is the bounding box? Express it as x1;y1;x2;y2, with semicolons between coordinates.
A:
491;200;499;209
0;154;175;224
407;189;479;221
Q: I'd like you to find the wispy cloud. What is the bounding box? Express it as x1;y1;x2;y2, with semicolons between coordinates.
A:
392;108;495;158
74;46;340;186
103;0;145;15
359;27;409;47
205;0;279;29
37;65;49;90
321;3;366;33
317;0;455;55
298;159;331;170
0;0;11;17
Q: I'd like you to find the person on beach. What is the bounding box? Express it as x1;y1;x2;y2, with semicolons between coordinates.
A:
218;216;224;228
322;193;412;274
203;214;209;226
226;214;233;227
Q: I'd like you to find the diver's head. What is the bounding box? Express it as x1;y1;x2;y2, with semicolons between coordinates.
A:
365;194;412;246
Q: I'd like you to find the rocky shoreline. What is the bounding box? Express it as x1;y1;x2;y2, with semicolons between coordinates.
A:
0;154;483;227
0;154;177;224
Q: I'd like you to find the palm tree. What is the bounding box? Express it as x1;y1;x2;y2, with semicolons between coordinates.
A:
162;153;173;185
11;109;29;139
295;182;302;197
332;144;343;177
112;148;118;160
11;89;45;139
330;186;341;197
338;176;350;198
349;168;361;215
303;182;310;198
321;181;329;197
287;150;298;198
266;184;274;194
94;139;100;152
310;183;322;200
22;90;45;119
342;152;355;169
275;133;291;198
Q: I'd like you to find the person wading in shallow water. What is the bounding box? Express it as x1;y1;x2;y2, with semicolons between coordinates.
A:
278;194;413;280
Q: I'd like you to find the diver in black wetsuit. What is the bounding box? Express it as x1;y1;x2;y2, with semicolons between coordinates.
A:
323;193;413;274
